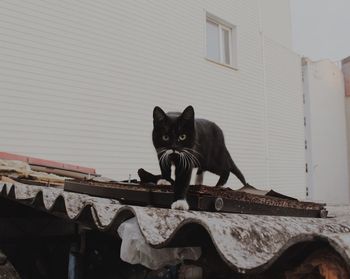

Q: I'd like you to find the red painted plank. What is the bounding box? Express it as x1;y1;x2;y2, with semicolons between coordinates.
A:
0;152;96;174
0;152;29;162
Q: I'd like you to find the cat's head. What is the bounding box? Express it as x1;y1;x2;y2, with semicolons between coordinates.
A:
152;106;195;152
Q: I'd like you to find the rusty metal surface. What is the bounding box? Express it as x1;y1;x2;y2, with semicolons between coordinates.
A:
64;180;325;218
1;181;350;274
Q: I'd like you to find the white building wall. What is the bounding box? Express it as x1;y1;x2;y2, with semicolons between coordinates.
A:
345;98;350;197
0;1;306;198
264;36;305;196
303;59;350;204
343;58;350;201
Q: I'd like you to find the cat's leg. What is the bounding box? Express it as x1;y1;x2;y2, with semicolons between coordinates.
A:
171;167;192;210
231;162;247;186
157;163;172;186
216;170;230;187
195;169;204;185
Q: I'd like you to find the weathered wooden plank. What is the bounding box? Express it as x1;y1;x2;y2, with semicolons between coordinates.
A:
64;179;326;218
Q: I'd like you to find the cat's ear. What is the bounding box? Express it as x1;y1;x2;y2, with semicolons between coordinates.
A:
181;106;194;121
153;106;166;122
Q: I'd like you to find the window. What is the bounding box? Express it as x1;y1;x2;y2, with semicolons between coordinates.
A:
206;14;237;68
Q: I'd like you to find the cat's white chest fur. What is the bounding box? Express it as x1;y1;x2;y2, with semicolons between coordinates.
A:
171;163;176;180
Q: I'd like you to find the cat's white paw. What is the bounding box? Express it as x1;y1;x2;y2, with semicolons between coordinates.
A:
157;179;171;186
171;200;189;210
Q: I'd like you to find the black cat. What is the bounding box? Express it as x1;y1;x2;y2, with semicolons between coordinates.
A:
152;105;247;210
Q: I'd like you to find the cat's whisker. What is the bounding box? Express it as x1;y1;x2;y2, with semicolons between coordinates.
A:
159;149;172;169
156;147;167;155
182;154;187;170
183;153;189;170
184;152;195;170
191;152;201;166
183;148;199;161
187;154;192;169
182;153;188;171
182;151;191;169
192;154;201;167
180;152;186;169
191;155;200;169
184;148;203;158
165;150;172;168
179;153;184;170
159;150;167;161
189;154;198;168
163;154;169;168
186;155;192;169
182;150;200;168
159;152;165;161
159;154;166;169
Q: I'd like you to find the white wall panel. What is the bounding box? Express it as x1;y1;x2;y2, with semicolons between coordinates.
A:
264;36;306;198
303;59;350;204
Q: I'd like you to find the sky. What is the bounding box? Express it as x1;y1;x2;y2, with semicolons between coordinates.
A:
290;0;350;62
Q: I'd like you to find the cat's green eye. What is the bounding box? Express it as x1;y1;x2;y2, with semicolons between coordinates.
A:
162;135;169;141
179;134;187;141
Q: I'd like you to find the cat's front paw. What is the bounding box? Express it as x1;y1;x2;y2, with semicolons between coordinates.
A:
171;200;189;211
157;179;172;186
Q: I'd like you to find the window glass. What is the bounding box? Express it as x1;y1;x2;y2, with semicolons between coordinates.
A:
222;28;230;65
206;20;220;62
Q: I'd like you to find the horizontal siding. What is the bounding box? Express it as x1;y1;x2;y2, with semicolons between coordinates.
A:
264;36;306;198
0;0;305;197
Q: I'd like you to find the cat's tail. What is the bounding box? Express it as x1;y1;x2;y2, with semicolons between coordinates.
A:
230;161;247;186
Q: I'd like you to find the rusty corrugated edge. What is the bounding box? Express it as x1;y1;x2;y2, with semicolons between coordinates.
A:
1;181;350;274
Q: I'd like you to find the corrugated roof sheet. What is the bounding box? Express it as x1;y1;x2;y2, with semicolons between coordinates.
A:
1;180;350;274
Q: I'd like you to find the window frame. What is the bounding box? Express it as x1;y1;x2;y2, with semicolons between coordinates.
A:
205;13;237;69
